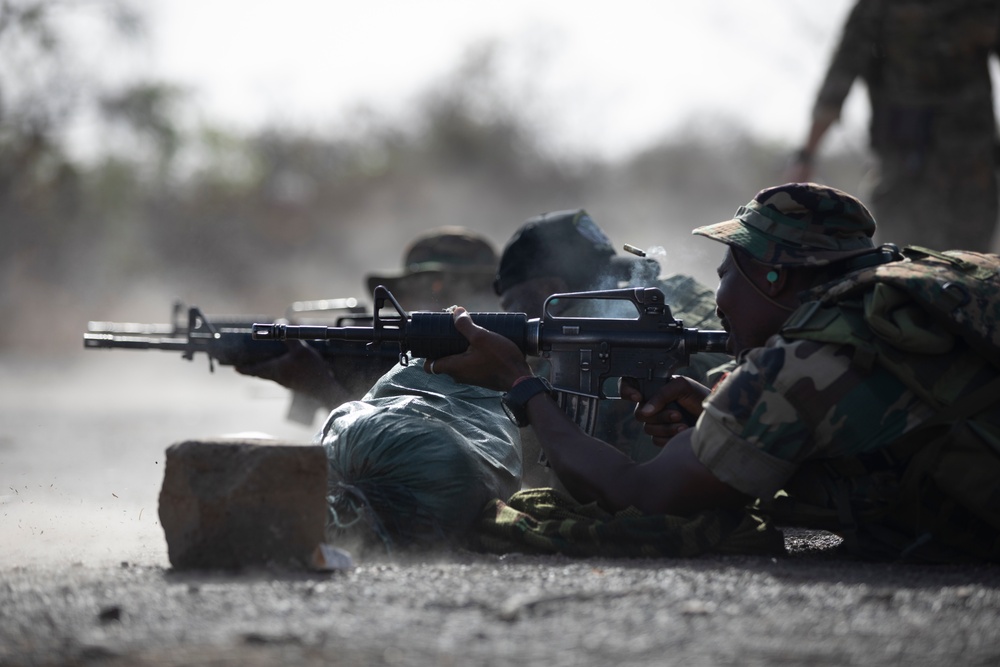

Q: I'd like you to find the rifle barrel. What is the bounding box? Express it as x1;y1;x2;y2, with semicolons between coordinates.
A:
87;321;175;335
694;330;730;354
83;332;194;352
252;323;403;344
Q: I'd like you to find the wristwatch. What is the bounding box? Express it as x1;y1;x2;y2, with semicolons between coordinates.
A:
501;376;553;427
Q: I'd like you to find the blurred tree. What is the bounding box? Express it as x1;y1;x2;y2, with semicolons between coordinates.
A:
98;81;187;178
0;0;144;201
0;19;868;354
0;0;152;348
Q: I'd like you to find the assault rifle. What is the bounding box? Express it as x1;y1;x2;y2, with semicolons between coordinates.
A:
83;298;383;370
83;298;397;424
252;285;729;434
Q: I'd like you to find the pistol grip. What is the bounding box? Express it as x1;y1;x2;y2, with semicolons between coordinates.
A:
637;379;697;428
664;401;698;427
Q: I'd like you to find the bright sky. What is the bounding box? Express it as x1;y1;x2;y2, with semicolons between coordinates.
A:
140;0;864;159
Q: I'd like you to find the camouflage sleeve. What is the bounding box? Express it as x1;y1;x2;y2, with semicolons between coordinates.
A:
657;273;723;330
812;0;882;125
690;336;927;500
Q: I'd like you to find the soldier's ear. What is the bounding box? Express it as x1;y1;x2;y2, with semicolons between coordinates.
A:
764;267;792;296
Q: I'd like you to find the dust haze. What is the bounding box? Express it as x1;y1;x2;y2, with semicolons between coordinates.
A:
0;128;867;567
0;5;869;567
4;10;1000;667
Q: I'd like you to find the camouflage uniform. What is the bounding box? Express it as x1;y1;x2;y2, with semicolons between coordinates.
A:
812;0;1000;251
288;228;501;424
691;183;1000;561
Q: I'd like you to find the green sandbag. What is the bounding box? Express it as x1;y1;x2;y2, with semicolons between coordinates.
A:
317;361;521;551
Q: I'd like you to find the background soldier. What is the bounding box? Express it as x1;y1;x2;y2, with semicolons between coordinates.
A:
235;227;499;413
786;0;1000;252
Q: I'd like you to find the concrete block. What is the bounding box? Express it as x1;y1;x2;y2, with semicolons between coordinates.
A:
158;438;327;570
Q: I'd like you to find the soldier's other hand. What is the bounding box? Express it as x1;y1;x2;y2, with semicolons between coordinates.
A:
423;307;532;392
620;376;709;446
235;340;312;381
235;341;346;404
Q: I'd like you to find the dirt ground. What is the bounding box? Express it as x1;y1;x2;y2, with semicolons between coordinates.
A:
2;353;999;666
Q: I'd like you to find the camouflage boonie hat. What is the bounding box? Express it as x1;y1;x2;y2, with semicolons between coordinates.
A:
366;227;498;295
692;183;878;267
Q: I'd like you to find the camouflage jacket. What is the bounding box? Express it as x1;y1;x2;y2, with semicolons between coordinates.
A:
691;248;1000;561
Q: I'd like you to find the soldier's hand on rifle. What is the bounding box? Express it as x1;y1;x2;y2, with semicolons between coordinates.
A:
423;307;533;392
620;375;709;446
235;340;351;408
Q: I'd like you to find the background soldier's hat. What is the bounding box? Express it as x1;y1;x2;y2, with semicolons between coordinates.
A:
493;209;660;295
692;182;878;267
366;227;498;295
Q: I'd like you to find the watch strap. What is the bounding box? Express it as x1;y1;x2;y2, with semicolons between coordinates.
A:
501;376;552;426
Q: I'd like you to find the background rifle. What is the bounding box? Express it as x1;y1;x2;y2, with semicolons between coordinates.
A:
83;299;397;424
252;285;729;434
83;299;385;368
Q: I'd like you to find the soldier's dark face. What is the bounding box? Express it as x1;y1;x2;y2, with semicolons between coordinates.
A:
713;248;787;356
